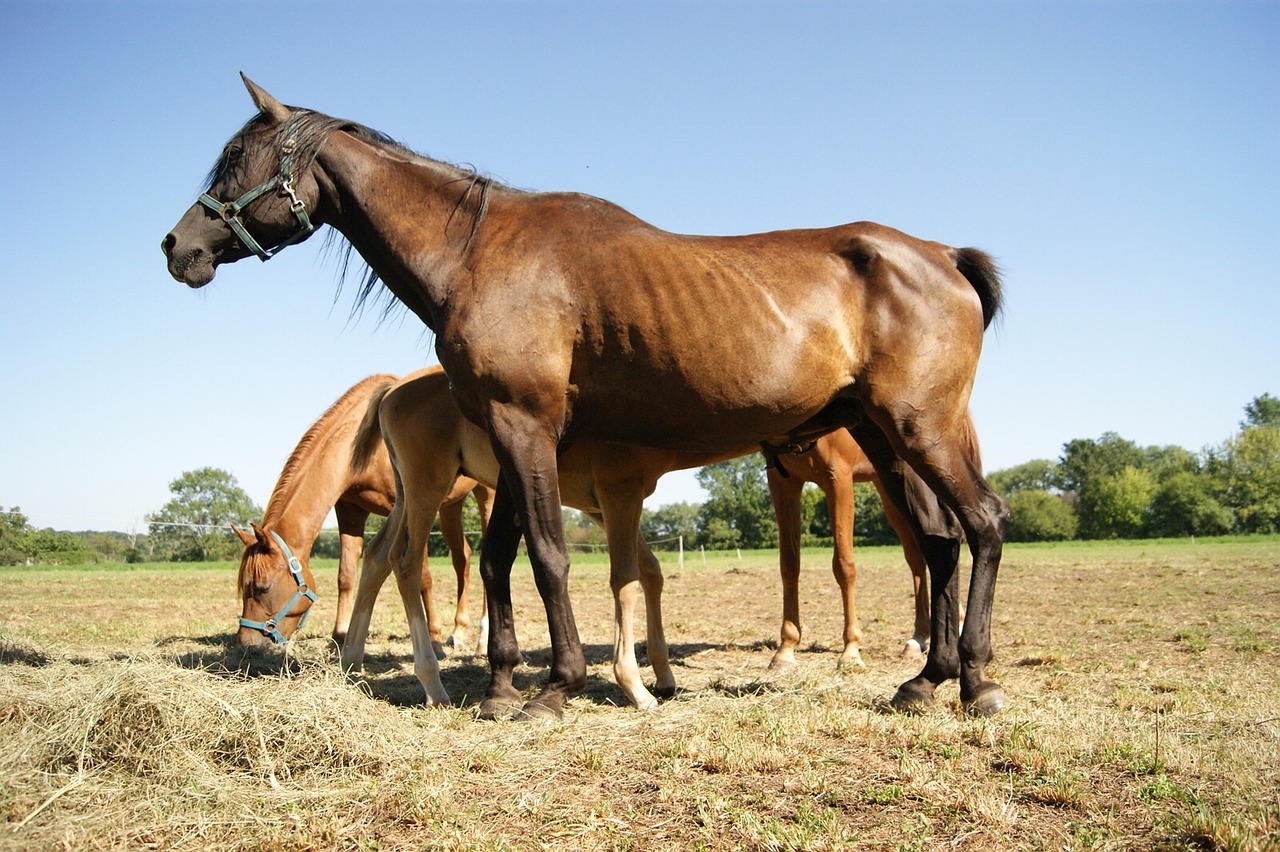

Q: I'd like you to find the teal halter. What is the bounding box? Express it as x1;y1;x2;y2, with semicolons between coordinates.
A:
239;530;317;644
198;114;314;261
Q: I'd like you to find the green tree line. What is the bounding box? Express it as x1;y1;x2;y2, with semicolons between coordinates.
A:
4;396;1277;564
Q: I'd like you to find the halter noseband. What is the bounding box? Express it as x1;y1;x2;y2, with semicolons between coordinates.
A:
239;530;318;644
198;115;314;261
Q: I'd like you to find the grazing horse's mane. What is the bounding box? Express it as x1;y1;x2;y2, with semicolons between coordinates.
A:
261;373;399;526
208;108;505;323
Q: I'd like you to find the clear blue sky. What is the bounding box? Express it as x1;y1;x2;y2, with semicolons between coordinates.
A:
2;1;1276;533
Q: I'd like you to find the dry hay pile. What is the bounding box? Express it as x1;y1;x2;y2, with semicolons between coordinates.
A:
1;638;456;849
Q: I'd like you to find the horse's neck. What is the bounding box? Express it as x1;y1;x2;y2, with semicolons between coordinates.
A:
262;420;364;556
315;132;480;330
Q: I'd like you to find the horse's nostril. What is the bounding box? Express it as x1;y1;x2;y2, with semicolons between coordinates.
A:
162;233;177;255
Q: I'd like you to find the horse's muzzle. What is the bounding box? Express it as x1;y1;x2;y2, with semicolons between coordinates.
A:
162;232;217;288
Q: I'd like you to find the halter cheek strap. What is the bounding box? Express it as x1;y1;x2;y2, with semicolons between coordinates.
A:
198;116;314;261
238;530;318;644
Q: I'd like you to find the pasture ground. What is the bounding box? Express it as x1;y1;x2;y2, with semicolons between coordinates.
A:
1;538;1278;850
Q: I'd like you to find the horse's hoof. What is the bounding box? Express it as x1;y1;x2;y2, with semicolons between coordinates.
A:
767;655;797;672
476;696;522;721
962;683;1007;718
513;700;563;724
890;682;937;715
653;684;677;700
431;641;446;661
836;653;867;673
901;639;926;660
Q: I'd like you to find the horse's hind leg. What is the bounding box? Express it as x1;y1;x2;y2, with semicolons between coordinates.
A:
877;484;931;658
438;497;473;651
332;502;370;647
637;536;676;699
471;484;496;655
849;418;1008;716
341;519;396;674
594;476;663;709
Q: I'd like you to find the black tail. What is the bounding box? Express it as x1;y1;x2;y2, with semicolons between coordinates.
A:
954;248;1003;329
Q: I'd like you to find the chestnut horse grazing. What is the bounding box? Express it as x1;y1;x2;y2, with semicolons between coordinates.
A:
234;373;494;649
164;76;1009;719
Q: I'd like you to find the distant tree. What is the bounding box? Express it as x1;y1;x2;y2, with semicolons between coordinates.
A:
1146;471;1233;537
1213;423;1280;533
797;484;828;546
987;460;1059;497
146;468;262;561
699;516;741;550
696;456;776;549
851;482;897;546
23;528;89;564
1058;433;1146;495
1142;445;1200;482
562;508;607;550
1005;489;1078;542
1;507;33;564
1079;466;1157;539
1242;393;1280;429
641;502;701;551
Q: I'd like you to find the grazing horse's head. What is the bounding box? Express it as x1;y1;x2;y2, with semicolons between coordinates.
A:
163;74;323;287
234;522;318;647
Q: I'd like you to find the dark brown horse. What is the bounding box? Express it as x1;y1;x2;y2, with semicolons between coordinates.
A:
164;76;1009;719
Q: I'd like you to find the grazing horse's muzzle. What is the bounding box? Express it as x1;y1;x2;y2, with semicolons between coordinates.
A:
238;531;318;646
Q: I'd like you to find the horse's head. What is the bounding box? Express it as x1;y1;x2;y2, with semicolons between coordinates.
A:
163;75;322;287
234;522;318;647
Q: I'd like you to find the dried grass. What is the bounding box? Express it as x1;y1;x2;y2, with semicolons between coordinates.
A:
3;539;1279;850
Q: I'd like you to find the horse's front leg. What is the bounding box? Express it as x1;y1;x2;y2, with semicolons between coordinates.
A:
765;468;806;670
486;409;585;722
476;482;525;720
825;472;865;671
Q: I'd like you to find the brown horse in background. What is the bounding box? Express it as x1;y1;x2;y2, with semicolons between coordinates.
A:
233;373;493;649
766;416;981;671
165;77;1009;719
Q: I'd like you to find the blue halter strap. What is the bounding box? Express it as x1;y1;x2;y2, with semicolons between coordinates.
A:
238;530;318;644
198;114;314;261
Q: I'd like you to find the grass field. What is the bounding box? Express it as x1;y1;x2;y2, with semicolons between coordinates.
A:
2;538;1278;850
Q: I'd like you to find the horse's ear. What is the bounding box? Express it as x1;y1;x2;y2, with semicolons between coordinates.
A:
240;73;291;123
250;521;272;548
231;524;256;547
